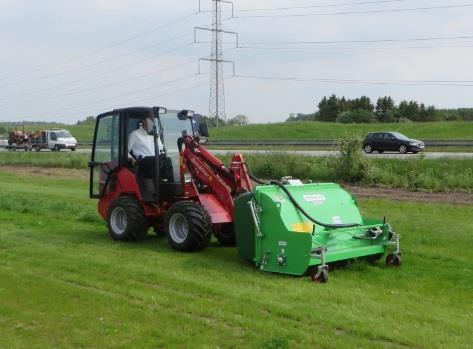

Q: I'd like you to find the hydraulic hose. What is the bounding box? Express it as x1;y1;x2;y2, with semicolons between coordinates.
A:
243;163;360;229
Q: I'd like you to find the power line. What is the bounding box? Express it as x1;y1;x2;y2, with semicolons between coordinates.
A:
0;42;196;100
237;0;413;12
28;78;213;122
241;35;473;46
234;3;473;18
0;59;198;108
0;33;192;88
235;74;473;87
0;12;198;82
238;44;473;51
21;73;202;120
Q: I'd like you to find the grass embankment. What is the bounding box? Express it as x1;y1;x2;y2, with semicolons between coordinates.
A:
1;152;472;192
2;121;473;144
0;170;472;348
211;121;473;140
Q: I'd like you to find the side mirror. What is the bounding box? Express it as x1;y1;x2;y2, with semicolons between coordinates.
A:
199;122;209;138
178;110;195;120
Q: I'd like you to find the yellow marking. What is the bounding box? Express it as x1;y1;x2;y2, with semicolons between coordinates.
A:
292;222;315;233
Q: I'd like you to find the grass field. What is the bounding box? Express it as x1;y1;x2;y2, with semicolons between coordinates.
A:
211;121;473;141
2;120;473;144
0;170;472;348
1;151;472;192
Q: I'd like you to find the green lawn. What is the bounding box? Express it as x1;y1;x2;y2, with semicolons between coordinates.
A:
0;171;472;348
211;121;473;140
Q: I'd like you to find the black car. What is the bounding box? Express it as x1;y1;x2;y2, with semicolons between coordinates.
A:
362;132;425;154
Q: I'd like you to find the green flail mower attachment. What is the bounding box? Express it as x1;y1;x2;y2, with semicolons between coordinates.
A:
234;182;402;283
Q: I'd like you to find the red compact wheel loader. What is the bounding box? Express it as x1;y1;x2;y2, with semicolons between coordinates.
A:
89;106;402;282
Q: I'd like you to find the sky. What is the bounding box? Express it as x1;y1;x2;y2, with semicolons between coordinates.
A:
0;0;472;124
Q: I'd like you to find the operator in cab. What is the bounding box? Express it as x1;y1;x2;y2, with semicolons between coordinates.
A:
128;116;163;179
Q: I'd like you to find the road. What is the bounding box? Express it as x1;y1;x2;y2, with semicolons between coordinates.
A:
1;147;473;159
210;149;473;159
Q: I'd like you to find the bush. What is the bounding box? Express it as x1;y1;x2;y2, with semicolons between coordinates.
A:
336;110;375;124
335;137;372;182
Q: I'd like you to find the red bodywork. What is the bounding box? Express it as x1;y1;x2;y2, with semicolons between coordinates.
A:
98;135;253;229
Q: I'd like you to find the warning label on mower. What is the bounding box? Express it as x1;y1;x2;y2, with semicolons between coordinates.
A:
303;194;326;205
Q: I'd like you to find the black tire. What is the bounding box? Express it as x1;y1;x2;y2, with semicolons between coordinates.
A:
399;145;407;154
107;196;148;241
71;148;76;152
386;253;402;267
165;201;212;252
311;268;329;283
215;224;236;246
363;144;373;153
378;150;384;154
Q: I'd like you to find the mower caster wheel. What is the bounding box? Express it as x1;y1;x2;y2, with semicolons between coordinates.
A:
386;253;402;267
311;268;329;283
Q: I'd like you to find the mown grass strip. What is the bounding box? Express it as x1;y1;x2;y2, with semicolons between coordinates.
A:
0;172;472;348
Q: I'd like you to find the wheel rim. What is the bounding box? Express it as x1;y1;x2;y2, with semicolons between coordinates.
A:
169;213;189;243
400;145;406;153
365;145;372;153
110;207;128;235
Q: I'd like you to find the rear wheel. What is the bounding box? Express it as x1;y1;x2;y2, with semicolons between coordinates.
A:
165;201;211;251
363;144;373;153
215;224;236;246
107;196;147;241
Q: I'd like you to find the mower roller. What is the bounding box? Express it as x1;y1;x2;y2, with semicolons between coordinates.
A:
89;106;402;283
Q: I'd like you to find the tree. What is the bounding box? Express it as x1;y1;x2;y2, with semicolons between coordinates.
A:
336;110;375;124
228;114;249;126
396;100;420;121
317;94;340;122
349;96;374;112
375;96;396;122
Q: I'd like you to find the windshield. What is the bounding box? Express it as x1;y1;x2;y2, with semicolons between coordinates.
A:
391;132;410;141
159;110;194;182
56;130;72;138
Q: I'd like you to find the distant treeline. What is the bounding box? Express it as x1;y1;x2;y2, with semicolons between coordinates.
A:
287;95;473;123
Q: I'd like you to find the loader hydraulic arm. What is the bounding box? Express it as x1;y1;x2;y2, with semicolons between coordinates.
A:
181;135;253;196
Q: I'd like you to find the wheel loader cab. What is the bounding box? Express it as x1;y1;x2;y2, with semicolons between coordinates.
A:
89;107;199;203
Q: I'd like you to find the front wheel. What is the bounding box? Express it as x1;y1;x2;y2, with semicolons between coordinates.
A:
107;196;148;241
399;145;407;154
54;145;60;152
215;224;236;246
165;201;212;252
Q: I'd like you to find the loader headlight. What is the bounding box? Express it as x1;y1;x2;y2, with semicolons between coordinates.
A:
183;173;192;183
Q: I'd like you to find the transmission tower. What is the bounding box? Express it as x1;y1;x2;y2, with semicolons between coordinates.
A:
196;0;237;127
210;0;225;127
